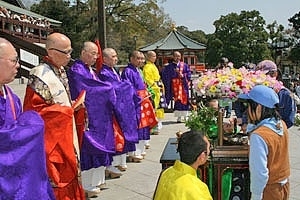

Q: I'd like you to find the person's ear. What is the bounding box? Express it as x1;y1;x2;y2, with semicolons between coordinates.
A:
47;49;55;58
197;151;207;164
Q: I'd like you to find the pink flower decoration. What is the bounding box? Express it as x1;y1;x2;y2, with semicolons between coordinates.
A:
194;67;283;99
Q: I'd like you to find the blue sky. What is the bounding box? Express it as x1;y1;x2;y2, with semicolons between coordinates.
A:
158;0;300;33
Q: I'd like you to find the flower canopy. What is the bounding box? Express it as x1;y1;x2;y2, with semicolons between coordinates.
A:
193;67;283;98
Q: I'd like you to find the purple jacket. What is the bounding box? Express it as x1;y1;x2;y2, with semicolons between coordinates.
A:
162;62;191;110
121;63;151;140
68;60;116;170
0;86;55;199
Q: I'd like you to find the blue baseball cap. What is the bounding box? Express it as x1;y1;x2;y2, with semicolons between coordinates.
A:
238;85;279;108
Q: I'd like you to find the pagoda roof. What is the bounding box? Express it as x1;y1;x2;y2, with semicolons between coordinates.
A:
139;28;206;52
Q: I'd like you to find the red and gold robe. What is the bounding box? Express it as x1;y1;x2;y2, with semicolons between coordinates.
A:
23;62;85;200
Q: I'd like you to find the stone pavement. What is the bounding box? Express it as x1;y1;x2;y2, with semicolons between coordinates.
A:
8;79;300;200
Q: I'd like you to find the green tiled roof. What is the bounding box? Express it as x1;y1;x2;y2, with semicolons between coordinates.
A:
139;29;206;51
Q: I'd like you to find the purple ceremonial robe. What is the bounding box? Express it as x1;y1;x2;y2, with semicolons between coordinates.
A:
68;60;116;170
121;63;150;140
98;65;139;153
0;86;55;199
161;62;191;111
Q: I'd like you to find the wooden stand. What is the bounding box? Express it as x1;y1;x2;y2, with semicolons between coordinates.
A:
210;109;250;200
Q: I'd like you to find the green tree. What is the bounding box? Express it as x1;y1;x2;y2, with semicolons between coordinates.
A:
205;34;223;68
31;0;88;56
289;11;300;38
31;0;172;63
101;0;172;63
207;10;271;67
288;11;300;64
31;0;72;33
266;21;293;66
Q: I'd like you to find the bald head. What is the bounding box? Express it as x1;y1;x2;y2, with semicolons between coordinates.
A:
80;41;99;67
82;41;97;52
145;51;156;63
129;50;144;68
46;32;71;50
145;51;155;59
0;37;20;86
102;48;115;58
173;51;181;56
173;51;181;63
129;50;141;60
102;48;118;68
0;38;14;57
46;32;72;67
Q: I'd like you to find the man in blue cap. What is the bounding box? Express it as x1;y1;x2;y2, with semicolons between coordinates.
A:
238;85;290;200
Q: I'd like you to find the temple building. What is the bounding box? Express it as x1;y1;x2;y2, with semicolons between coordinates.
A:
139;26;207;73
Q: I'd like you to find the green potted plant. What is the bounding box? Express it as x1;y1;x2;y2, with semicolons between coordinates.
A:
185;101;218;140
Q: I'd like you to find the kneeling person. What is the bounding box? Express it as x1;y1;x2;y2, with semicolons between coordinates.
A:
153;130;212;200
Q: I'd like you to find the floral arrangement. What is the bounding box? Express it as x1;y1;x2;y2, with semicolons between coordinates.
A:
193;67;283;98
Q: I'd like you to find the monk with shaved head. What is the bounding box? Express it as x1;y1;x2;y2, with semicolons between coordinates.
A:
23;33;85;199
0;37;55;199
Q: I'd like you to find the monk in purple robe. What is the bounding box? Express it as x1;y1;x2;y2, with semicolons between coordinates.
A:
98;48;140;170
67;42;116;197
121;51;157;161
0;37;55;199
162;51;191;122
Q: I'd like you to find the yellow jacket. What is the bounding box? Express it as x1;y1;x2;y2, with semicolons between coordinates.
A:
143;61;161;109
154;160;212;200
